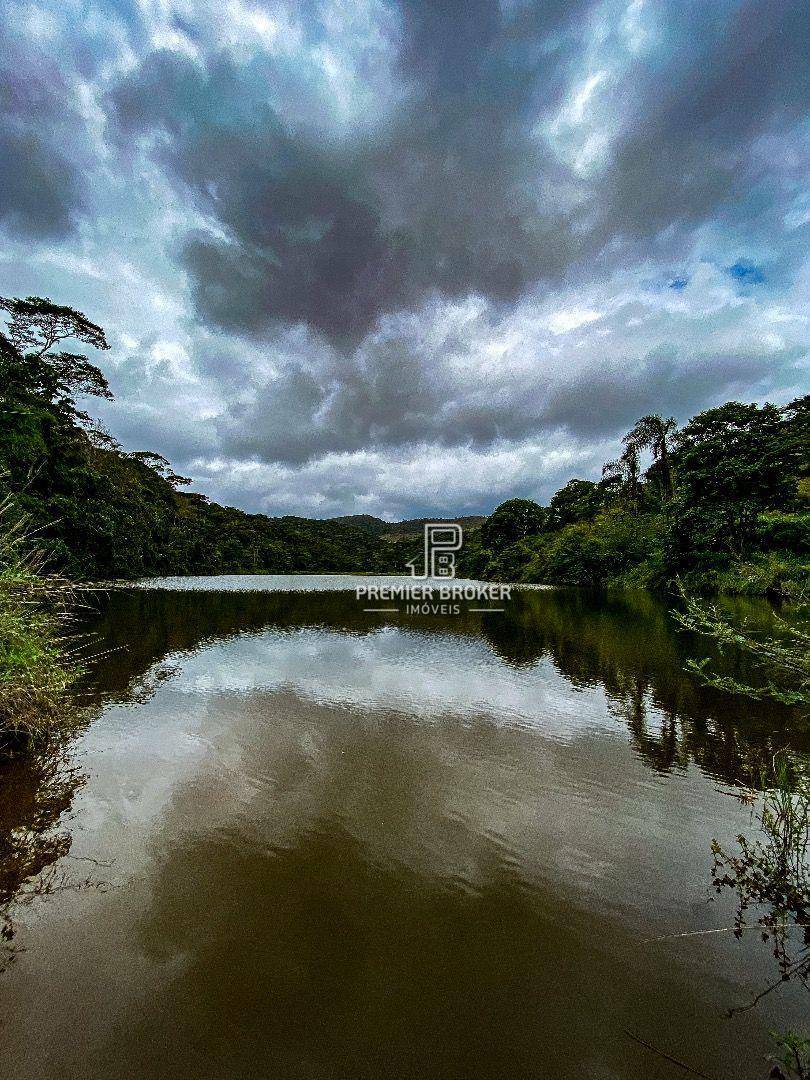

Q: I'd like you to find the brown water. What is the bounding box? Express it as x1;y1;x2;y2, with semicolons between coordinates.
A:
0;578;807;1079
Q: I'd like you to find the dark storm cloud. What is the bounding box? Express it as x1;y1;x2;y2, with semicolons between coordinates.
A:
2;0;808;519
537;347;801;439
103;0;810;351
602;0;810;237
0;131;81;239
109;49;411;340
397;0;591;92
0;0;146;240
212;311;800;467
0;50;84;239
105;0;593;342
397;0;502;91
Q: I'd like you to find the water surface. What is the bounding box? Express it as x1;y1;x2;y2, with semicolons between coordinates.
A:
0;578;805;1079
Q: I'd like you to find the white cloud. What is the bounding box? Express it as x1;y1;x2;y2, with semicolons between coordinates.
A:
545;307;603;335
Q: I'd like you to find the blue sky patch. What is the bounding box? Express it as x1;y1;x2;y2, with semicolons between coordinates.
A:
728;261;766;285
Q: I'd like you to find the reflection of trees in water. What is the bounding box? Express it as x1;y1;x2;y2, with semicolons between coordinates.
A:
620;691;689;774
478;590;803;787
0;741;85;967
2;584;801;951
77;587;806;790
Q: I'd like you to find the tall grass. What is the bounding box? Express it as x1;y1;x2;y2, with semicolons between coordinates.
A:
0;498;81;746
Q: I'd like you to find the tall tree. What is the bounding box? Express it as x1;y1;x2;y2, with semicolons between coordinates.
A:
0;296;111;413
549;479;603;527
481;499;549;549
624;414;677;501
602;443;641;511
667;401;801;565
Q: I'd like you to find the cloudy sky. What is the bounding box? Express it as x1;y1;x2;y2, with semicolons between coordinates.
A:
1;0;808;519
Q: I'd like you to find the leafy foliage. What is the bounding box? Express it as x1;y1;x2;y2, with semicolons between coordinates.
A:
667;401;806;570
674;590;810;707
709;752;809;996
468;395;808;592
480;498;549;549
771;1031;810;1080
548;479;603;528
623;414;676;501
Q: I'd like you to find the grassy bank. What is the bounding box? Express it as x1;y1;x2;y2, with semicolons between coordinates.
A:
0;501;80;748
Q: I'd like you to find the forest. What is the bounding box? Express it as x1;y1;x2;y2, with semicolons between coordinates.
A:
0;294;807;593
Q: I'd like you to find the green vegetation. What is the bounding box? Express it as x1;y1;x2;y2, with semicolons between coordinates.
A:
0;498;79;746
462;399;809;594
711;752;808;996
0;295;419;578
0;292;807;593
675;590;809;707
771;1032;810;1080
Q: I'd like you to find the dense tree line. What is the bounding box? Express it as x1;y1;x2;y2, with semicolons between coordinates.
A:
0;296;404;578
459;400;809;592
0;294;806;590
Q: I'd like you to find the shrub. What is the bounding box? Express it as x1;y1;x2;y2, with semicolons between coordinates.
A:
521;510;662;587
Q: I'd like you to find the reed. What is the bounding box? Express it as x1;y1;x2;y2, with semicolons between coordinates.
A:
0;497;82;747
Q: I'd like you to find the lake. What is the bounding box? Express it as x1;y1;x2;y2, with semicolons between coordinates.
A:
0;577;806;1079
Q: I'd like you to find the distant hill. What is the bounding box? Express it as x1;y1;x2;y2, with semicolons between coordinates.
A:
332;514;484;530
328;515;390;533
381;515;486;539
330;514;486;541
